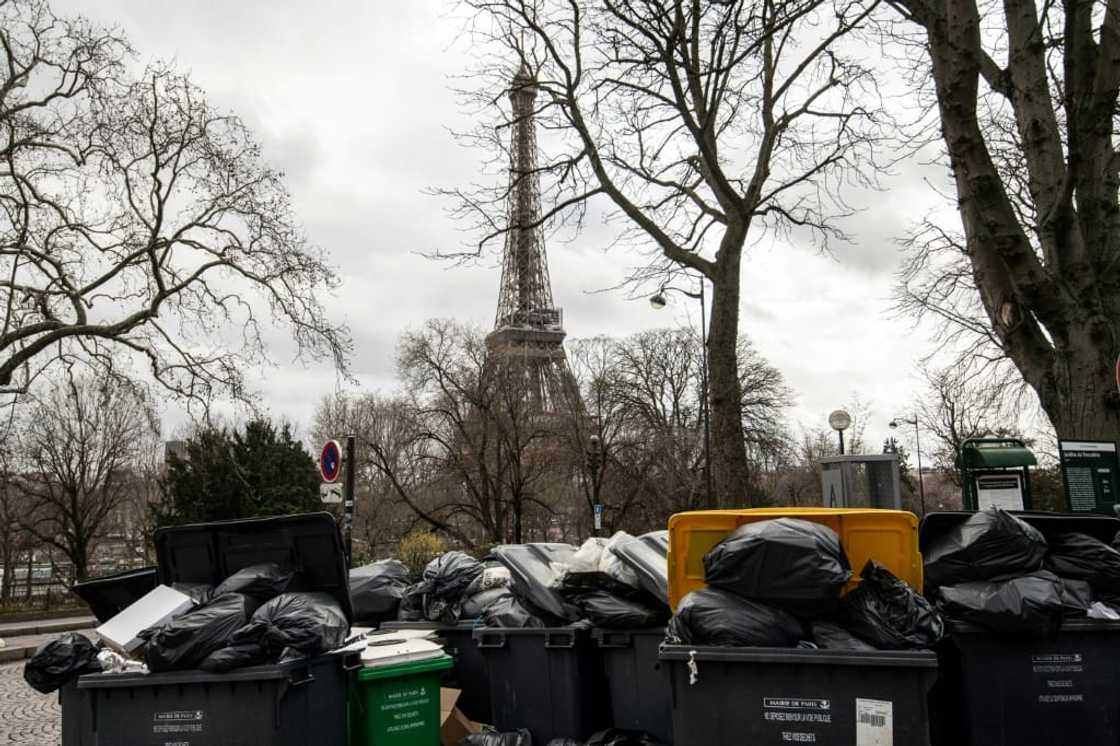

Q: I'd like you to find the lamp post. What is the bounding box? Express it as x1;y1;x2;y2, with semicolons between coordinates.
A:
828;409;852;455
586;433;605;536
890;415;926;516
650;276;713;505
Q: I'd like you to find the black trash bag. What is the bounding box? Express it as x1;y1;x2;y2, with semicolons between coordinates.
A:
703;518;851;616
171;582;215;605
555;571;668;629
23;632;101;694
841;561;943;650
545;741;582;746
232;591;349;657
397;582;427;621
1045;532;1120;594
198;641;271;672
586;729;668;746
481;594;545;628
461;587;515;619
937;570;1066;637
492;543;582;623
213;562;298;601
924;509;1047;588
1113;529;1120;552
142;592;261;673
457;730;532;746
422;551;485;623
809;620;878;652
667;587;803;647
1058;577;1092;617
349;559;411;624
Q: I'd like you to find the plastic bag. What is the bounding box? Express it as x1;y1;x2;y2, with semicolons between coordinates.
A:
461;587;514;619
924;509;1047;588
198;641;271;672
809;621;878;651
568;537;609;572
586;729;668;746
349;559;411;624
1088;601;1120;620
142;592;260;673
492;543;582;623
609;531;669;605
602;532;641;588
213;562;298;601
667;587;803;647
555;571;668;629
841;561;943;650
1059;578;1092;617
397;583;426;621
703;518;851;615
422;551;484;623
457;729;532;746
23;632;101;693
232;591;349;657
937;570;1065;637
481;594;545;628
545;741;582;746
171;582;215;605
1045;532;1120;594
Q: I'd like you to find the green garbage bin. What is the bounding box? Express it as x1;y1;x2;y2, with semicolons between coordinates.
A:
350;656;453;746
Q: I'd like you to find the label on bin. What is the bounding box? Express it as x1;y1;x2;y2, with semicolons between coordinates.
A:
379;683;434;735
855;699;893;746
1032;653;1087;704
763;697;831;742
151;709;205;741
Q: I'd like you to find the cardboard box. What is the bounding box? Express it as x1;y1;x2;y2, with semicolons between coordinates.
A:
441;688;482;745
95;584;194;654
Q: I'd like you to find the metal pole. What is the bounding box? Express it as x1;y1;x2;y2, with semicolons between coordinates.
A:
913;419;926;516
699;279;714;507
838;430;845;455
343;435;356;567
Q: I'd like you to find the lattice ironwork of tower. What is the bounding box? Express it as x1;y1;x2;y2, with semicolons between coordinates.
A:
486;64;578;413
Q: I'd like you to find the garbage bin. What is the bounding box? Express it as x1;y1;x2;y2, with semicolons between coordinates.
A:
660;645;939;746
350;655;453;746
69;566;158;623
922;510;1120;746
380;620;491;723
592;627;671;743
474;625;607;743
61;512;355;746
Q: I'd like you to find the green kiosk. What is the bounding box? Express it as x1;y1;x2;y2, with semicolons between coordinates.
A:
959;437;1037;511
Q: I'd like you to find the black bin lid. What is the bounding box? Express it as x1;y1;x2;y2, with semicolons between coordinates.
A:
153;512;352;622
920;510;1120;553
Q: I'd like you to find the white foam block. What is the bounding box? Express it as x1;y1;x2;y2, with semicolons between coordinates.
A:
95;584;194;655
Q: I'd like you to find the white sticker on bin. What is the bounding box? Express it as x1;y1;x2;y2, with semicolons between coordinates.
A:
855;698;893;746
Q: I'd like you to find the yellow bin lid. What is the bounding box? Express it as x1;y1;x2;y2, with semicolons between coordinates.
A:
666;507;923;610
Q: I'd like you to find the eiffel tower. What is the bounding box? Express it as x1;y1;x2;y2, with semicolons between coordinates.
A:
486;64;576;412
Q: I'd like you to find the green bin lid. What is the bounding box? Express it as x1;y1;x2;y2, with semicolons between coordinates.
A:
355;654;453;682
959;438;1037;469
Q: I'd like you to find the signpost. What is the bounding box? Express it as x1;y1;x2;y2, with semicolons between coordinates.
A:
320;437;356;566
1059;440;1120;514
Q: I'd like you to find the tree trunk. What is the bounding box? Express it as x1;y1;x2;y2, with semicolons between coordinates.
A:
707;263;752;507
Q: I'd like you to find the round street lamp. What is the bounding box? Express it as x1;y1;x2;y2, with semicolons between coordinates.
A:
648;292;668;310
828;409;851;454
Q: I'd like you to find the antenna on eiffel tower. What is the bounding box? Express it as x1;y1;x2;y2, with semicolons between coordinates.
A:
486;58;577;413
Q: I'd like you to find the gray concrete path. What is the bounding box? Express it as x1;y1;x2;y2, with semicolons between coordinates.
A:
0;661;61;744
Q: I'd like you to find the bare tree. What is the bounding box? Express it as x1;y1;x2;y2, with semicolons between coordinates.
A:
889;0;1120;440
448;0;887;503
0;0;349;409
16;370;158;580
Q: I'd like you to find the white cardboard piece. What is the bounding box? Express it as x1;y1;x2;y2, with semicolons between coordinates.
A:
95;584;194;655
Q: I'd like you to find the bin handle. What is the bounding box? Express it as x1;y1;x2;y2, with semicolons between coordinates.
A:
596;631;632;648
341;652;363;672
544;631;576;649
289;666;315;687
476;631;507;649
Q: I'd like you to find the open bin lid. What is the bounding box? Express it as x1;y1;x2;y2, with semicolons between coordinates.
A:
153;512;352;622
667;508;922;610
70;566;158;624
490;542;579;622
920;510;1120;553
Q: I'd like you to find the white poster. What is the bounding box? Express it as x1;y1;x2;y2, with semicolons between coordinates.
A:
976;473;1025;511
856;698;893;746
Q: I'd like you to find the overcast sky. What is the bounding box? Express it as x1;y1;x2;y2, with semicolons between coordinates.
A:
52;0;958;452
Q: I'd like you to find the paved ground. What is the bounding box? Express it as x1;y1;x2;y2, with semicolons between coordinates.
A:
0;661;61;744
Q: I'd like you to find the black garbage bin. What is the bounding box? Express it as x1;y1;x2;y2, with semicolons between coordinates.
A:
69;567;158;623
661;645;938;746
923;510;1120;746
592;627;672;744
380;619;492;724
474;625;608;743
60;512;355;746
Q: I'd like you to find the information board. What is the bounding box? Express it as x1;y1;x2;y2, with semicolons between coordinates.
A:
976;473;1025;511
1059;440;1120;514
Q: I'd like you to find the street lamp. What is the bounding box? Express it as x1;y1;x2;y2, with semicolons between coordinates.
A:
828;409;852;454
890;416;927;516
649;277;713;505
586;434;605;535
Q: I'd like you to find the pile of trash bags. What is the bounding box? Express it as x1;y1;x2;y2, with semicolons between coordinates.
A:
924;508;1120;636
389;531;672;631
459;728;665;746
667;517;943;651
